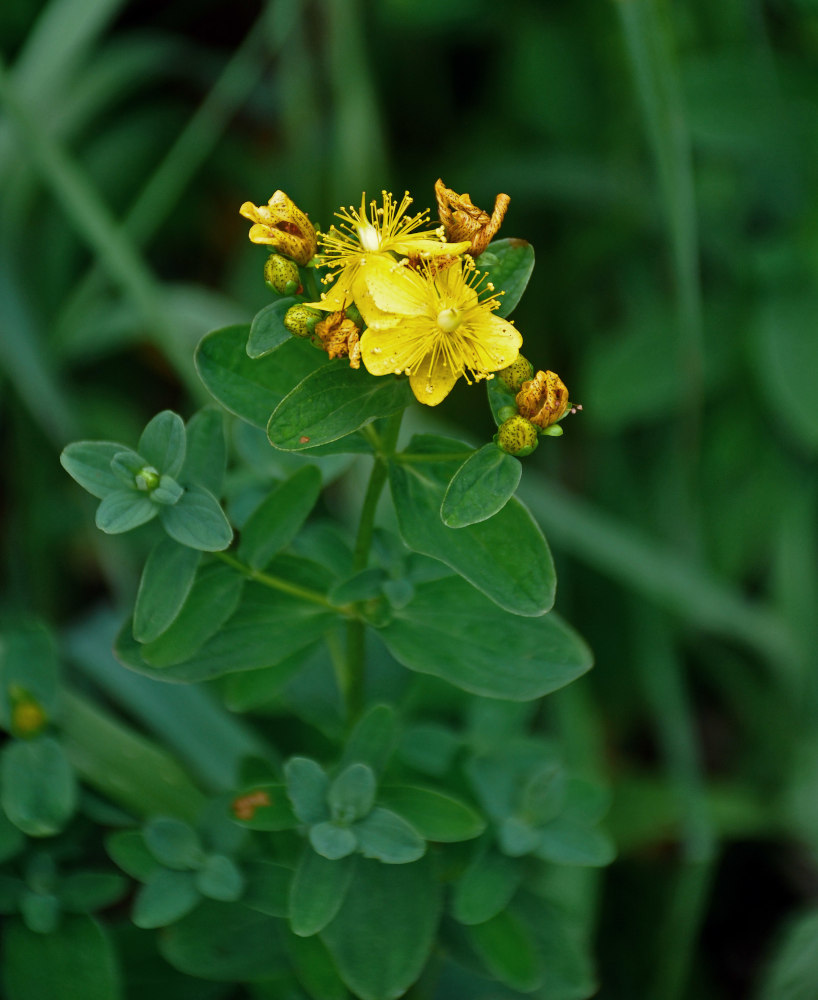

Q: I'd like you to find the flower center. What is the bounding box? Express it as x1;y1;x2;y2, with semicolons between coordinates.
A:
357;222;381;252
436;307;462;333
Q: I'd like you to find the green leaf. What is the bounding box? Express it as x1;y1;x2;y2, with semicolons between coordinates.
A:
536;819;616;867
354;807;425;864
440;444;521;528
115;579;336;683
247;298;298;359
143;817;203;870
2;915;121;1000
498;816;541;856
290;932;349;1000
59;441;128;499
229;783;298;831
195;855;244;902
238;465;323;569
290;849;356;937
466;908;542;991
95;490;157;534
377;786;485;843
105;830;157;881
58;873;128;914
397;723;460;778
478;238;535;318
0;623;59;730
328;568;386;606
487;377;517;427
132;869;200;928
310;822;358;861
339;704;398;776
452;850;521;925
159;484;232;551
389;436;555;616
195;324;322;429
20;891;61;934
285;757;330;824
1;737;77;836
181;408;226;495
138;410;186;477
110;449;145;486
756;906;818;1000
139;564;243;667
160;901;287;981
133;538;201;643
150;475;184;506
379;577;592;700
328;764;377;823
240;860;291;917
321;857;441;1000
521;764;565;826
0;811;25;864
268;363;412;452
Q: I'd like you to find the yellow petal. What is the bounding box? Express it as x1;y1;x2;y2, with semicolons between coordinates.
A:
360;259;428;317
409;354;459;406
391;238;471;258
360;320;430;376
463;314;522;371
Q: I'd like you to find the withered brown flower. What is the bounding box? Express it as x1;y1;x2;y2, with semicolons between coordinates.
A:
515;370;570;429
435;178;510;257
314;311;362;369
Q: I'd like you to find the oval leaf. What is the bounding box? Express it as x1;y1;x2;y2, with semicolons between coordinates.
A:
238;465;323;569
60;441;129;499
441;444;522;528
354;807;425;864
138;410;186;477
378;577;592;701
132;869;200;929
133;538;201;643
478;238;535;318
159;484;232;551
290;849;356;937
268;363;412;451
1;737;77;836
377;786;485;843
247;298;298;358
95;490;157;534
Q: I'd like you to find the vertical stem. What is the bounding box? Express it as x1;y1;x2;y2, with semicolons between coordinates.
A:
343;409;404;722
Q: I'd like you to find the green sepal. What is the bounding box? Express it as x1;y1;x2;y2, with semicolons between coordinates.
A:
158;484;232;551
440;443;522;528
267;363;412;452
247;298;298;358
59;440;129;498
95;489;157;534
138;410;186;478
478;238;535;317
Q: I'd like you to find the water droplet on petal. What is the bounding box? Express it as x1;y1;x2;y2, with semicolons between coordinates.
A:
425;384;434;394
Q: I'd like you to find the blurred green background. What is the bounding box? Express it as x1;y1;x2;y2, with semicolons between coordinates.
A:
2;0;818;996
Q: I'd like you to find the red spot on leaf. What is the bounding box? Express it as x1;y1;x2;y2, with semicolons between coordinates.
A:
299;436;310;443
232;789;272;820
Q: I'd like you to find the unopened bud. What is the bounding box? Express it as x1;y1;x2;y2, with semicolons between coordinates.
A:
496;415;539;457
284;304;323;338
134;466;160;492
497;355;534;393
264;254;301;295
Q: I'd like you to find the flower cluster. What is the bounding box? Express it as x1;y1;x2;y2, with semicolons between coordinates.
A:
240;182;574;427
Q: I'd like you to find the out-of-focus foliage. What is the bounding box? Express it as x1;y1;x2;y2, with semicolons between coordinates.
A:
1;0;817;997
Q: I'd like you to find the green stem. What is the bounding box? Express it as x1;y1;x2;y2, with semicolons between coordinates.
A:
391;451;473;464
215;550;347;613
344;409;404;721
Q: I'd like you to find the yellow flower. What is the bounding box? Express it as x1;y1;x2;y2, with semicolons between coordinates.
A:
314;190;470;311
239;191;317;266
357;258;522;405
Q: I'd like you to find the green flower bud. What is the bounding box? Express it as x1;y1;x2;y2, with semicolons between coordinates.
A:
134;466;160;491
264;254;302;296
496;355;534;393
496;415;539;457
542;424;564;437
284;304;323;338
497;405;517;423
345;302;364;329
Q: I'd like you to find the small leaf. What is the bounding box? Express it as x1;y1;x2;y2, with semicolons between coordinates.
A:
1;737;77;836
285;757;330;824
441;444;521;528
159;484;233;551
478;238;535;318
238;465;323;569
95;490;157;534
133;538;201;643
195;855;245;902
377;786;485;843
20;890;60;934
338;704;397;776
354;807;425;864
247;298;298;358
268;363;412;452
105;830;157;881
498;816;542;857
195;324;322;429
467;908;542;991
290;849;356;937
58;873;128;914
143;818;203;870
59;441;129;498
133;869;200;928
181;407;226;494
290;931;349;1000
452;849;521;925
138;410;186;477
397;723;460;777
150;475;183;506
310;822;358;861
140;564;243;668
328;764;376;823
241;860;291;917
390;435;555;617
536;819;616;867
